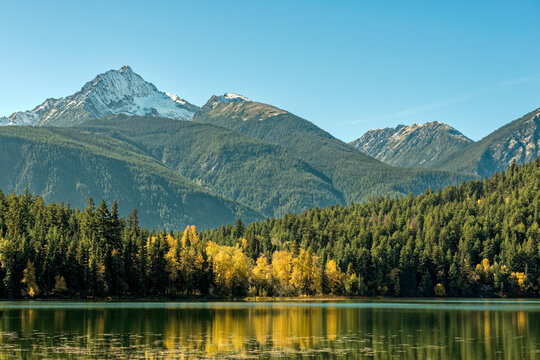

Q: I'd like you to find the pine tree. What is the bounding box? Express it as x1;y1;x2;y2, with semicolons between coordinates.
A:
233;218;245;239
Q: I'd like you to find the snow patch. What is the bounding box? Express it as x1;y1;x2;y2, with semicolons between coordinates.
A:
215;93;250;104
223;93;250;101
166;92;187;105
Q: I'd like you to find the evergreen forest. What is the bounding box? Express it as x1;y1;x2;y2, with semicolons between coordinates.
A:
0;160;538;299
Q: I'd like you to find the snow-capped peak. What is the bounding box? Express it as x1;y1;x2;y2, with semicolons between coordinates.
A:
1;66;199;126
205;93;251;109
222;93;250;102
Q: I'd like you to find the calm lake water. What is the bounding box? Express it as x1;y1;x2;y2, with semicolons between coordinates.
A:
0;300;538;359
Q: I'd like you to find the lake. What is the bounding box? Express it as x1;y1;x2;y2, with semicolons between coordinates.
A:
0;299;538;359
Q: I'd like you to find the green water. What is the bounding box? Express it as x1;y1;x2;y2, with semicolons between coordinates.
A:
0;300;539;359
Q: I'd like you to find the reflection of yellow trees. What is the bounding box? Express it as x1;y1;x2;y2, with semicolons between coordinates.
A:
20;309;36;337
0;305;539;359
269;307;326;349
53;309;66;329
252;309;272;346
483;310;491;348
326;307;338;341
517;311;527;332
203;308;251;357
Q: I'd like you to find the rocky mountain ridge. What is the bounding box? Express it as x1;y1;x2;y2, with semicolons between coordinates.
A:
350;121;473;168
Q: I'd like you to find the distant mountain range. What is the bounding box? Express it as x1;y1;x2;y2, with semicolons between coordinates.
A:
350;122;473;168
349;110;540;177
0;65;538;228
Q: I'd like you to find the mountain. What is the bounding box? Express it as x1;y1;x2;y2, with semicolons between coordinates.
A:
0;126;261;229
194;96;476;202
77;115;344;217
350;121;473;168
0;66;198;127
6;65;530;226
434;108;540;176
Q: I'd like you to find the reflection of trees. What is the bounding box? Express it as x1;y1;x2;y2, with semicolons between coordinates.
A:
0;305;538;359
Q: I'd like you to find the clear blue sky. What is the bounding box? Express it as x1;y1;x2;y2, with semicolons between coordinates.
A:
1;0;539;141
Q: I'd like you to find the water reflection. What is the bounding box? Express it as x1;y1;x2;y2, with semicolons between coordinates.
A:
0;301;538;359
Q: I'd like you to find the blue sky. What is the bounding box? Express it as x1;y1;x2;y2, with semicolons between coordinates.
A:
1;0;539;141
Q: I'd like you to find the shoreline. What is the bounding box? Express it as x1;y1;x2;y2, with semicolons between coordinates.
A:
0;295;531;302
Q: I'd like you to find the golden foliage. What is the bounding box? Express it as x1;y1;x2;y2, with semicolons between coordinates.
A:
272;250;293;295
181;225;199;248
290;249;320;295
21;261;39;297
510;272;531;294
206;243;252;295
251;255;273;294
434;283;446;296
325;260;342;295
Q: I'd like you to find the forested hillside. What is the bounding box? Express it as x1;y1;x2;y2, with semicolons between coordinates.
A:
0;160;537;299
78;116;343;217
0;127;260;229
194;99;476;202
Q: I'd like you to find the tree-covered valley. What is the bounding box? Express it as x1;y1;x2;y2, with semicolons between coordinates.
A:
0;159;538;299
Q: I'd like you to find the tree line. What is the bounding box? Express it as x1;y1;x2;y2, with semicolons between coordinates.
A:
0;159;539;298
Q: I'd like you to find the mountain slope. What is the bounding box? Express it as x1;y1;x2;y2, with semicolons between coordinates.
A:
434;108;540;176
77;115;344;217
350;121;473;168
194;96;476;202
0;126;261;229
0;66;198;127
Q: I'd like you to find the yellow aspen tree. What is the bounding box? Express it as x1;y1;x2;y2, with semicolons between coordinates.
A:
325;259;342;295
211;247;233;294
231;248;251;295
290;249;321;295
251;254;273;296
271;250;293;296
164;234;180;282
181;225;199;248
